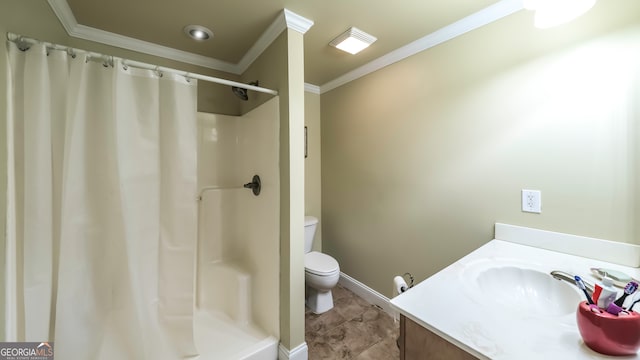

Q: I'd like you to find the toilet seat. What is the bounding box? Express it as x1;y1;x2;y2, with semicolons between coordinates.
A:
304;251;339;276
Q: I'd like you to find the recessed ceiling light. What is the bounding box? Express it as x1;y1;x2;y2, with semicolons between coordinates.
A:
329;27;377;55
184;25;213;41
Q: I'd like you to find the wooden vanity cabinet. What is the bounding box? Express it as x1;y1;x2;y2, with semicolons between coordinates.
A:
398;315;478;360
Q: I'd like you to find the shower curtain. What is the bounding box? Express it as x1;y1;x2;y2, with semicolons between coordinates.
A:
5;42;198;359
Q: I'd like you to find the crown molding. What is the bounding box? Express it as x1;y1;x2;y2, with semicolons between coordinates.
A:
48;0;522;93
236;8;314;74
46;0;313;76
319;0;524;94
236;11;287;73
283;9;315;34
304;83;321;94
227;8;314;73
47;0;77;34
71;24;238;73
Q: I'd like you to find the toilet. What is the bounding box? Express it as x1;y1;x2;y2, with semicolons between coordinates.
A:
304;216;340;314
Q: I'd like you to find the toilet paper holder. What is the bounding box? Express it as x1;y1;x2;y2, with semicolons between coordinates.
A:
393;272;415;297
402;272;414;289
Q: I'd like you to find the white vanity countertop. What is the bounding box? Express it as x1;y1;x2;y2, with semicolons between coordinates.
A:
390;225;640;360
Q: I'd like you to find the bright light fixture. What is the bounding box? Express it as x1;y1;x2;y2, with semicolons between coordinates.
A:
329;27;377;55
184;25;213;41
523;0;597;29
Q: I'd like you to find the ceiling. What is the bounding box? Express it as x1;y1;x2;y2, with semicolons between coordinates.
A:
60;0;505;86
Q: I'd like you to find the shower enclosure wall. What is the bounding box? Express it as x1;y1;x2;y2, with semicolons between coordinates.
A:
195;97;280;360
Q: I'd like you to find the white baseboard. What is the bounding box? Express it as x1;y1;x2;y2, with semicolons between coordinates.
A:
338;272;397;319
278;342;308;360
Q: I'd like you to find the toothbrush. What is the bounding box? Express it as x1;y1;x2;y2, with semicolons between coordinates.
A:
627;291;640;311
574;276;595;305
614;281;639;307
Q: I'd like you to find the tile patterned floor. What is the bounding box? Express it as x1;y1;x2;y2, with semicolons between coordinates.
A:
305;284;400;359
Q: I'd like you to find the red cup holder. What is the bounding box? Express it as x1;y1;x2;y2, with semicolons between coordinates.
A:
576;301;640;356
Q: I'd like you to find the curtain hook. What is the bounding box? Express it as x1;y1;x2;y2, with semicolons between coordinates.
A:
122;60;128;71
155;66;163;78
66;48;76;59
17;37;30;51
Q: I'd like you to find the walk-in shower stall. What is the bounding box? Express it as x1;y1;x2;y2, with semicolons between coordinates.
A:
195;98;280;359
4;33;280;360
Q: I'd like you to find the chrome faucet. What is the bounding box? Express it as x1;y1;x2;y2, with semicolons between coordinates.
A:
550;270;594;295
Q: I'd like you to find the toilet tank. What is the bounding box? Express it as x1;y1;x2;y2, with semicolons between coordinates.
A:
304;216;318;253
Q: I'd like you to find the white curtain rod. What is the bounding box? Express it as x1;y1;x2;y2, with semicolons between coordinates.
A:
6;32;278;96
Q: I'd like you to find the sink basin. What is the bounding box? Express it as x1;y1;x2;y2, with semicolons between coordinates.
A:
462;259;583;316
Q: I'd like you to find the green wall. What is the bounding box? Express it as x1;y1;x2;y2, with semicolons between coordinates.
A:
240;28;307;351
304;91;322;251
320;1;640;298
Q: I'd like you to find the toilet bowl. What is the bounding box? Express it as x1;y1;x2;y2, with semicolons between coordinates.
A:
305;251;340;314
304;216;340;314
